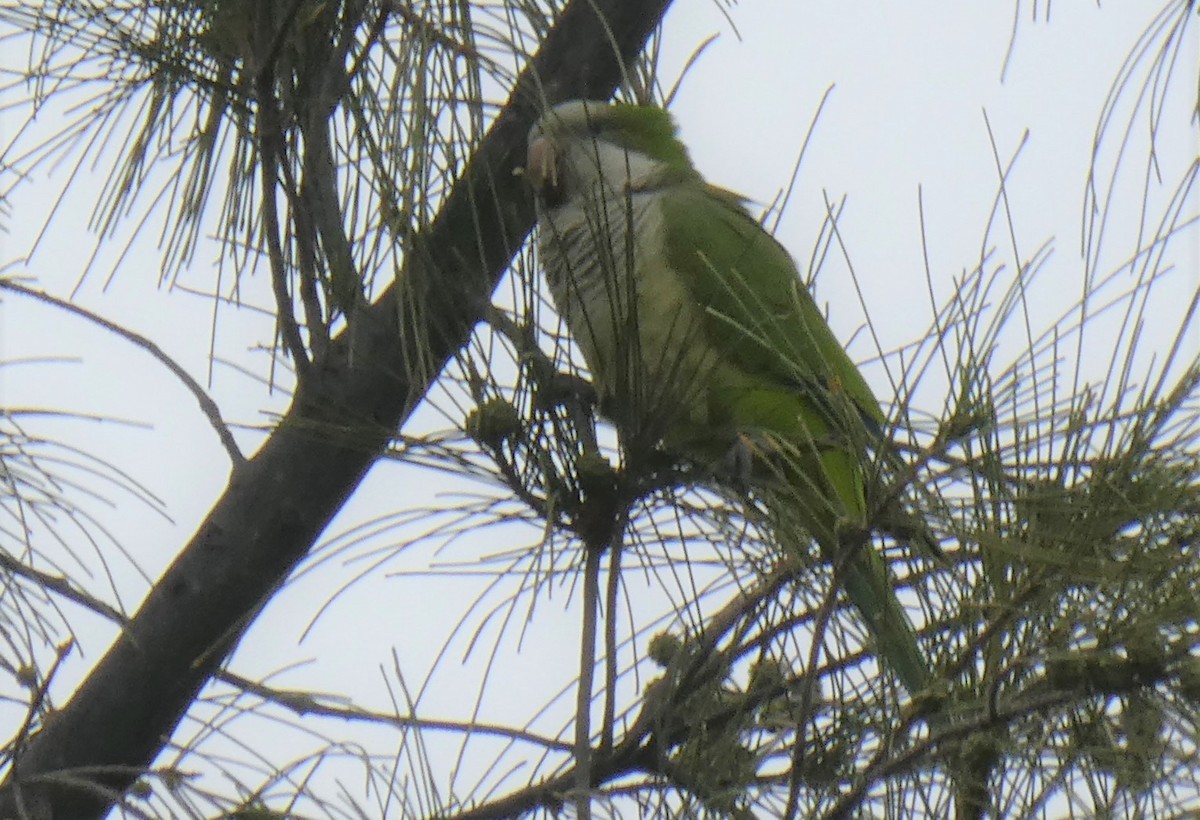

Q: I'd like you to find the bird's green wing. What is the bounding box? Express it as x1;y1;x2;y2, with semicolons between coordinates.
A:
659;183;886;427
658;182;933;696
658;181;884;527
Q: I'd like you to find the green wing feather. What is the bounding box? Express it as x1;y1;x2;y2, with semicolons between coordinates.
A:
657;183;933;694
663;186;882;415
658;184;880;518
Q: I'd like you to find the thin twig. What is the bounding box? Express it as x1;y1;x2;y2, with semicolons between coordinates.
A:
252;3;310;375
0;280;245;466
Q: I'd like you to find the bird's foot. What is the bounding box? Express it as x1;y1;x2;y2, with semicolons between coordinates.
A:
715;431;763;490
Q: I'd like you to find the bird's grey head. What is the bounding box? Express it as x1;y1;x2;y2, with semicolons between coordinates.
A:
525;100;693;211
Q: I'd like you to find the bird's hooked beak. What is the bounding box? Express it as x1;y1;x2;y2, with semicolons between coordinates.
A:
526;131;565;209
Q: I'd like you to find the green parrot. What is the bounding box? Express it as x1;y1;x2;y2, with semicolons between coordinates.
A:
526;99;934;695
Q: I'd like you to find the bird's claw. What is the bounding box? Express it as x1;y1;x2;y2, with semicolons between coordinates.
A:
716;431;765;489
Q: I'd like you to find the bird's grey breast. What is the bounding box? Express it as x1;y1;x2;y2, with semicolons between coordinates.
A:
537;187;660;328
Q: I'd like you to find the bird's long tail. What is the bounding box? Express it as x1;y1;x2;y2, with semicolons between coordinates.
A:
780;444;935;697
833;535;933;696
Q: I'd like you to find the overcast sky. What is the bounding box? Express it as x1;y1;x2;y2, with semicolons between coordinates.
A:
0;1;1196;814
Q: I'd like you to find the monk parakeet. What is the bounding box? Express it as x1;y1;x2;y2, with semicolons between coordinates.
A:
526;100;934;695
